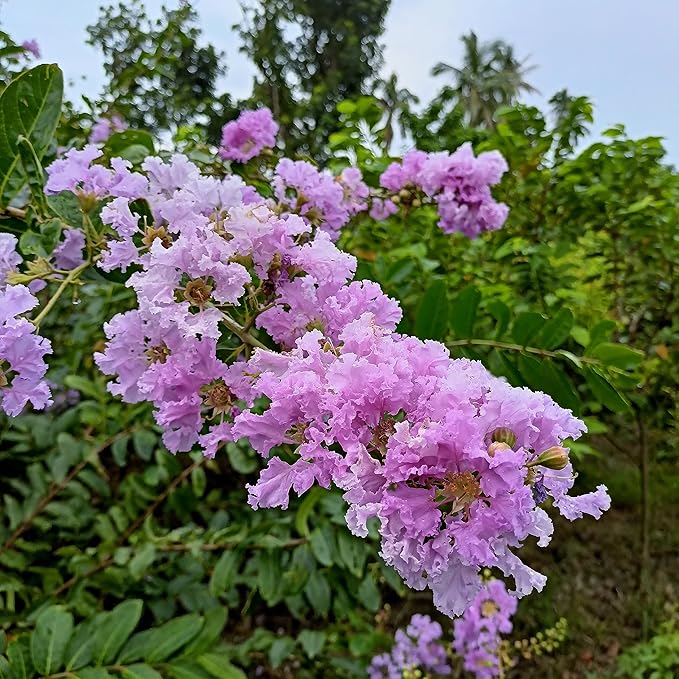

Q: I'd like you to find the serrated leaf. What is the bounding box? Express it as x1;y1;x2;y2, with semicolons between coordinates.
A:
414;279;449;340
450;285;481;338
535;308;573;350
30;605;73;674
208;551;241;597
91;600;143;665
0;64;64;207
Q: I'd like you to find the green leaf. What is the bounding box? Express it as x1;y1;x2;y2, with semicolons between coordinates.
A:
121;664;162;679
104;130;155;158
535;308;574;350
64;619;99;670
0;64;64;207
488;300;510;338
181;608;227;658
414;279;449;340
75;669;114;679
91;599;143;665
590;343;644;370
30;605;74;675
309;528;334;567
511;312;545;345
450;285;481;338
129;543;157;579
294;486;323;537
133;430;157;461
584;368;631;413
304;571;331;616
7;640;32;679
208;551;241;597
517;356;580;413
257;551;283;606
269;637;295;669
168;661;215;679
191;466;206;497
150;615;203;663
196;653;246;679
357;575;381;613
297;630;326;659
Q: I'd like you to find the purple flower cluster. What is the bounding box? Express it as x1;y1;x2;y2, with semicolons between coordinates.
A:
272;160;370;240
369;614;450;679
39;141;608;618
235;315;609;615
377;144;509;237
0;234;22;288
0;285;52;416
453;579;517;678
89;114;128;144
45;145;147;200
219;108;279;163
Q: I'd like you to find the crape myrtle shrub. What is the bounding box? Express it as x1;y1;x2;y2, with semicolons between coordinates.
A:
0;54;653;679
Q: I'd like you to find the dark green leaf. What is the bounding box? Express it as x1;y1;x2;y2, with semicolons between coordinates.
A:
414;279;449;340
30;605;74;674
590;343;644;370
208;551;241;597
535;308;574;350
0;64;64;207
511;312;545;345
181;608;227;658
584;368;631;413
269;637;295;669
121;664;162;679
297;630;326;659
450;285;481;338
196;653;246;679
91;599;143;665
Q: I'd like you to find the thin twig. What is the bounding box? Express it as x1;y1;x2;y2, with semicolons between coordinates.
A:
54;458;203;597
0;429;135;555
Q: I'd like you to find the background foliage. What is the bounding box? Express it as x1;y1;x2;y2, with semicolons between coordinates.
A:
0;3;678;678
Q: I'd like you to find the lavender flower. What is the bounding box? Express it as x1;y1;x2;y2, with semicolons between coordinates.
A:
0;285;52;416
89;114;128;144
21;39;41;59
368;614;450;678
219;108;278;163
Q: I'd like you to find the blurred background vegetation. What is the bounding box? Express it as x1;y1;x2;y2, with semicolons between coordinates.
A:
0;1;678;678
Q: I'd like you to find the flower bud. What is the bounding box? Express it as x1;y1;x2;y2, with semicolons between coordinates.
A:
391;194;401;204
491;427;517;448
488;441;511;457
398;188;411;200
529;446;569;470
411;198;422;208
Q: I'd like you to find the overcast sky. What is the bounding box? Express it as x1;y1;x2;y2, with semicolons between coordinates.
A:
2;0;678;161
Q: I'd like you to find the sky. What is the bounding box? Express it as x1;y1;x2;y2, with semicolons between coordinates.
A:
2;0;678;161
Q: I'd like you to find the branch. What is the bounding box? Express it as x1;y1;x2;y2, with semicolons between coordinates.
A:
220;310;268;350
54;458;203;598
0;429;136;555
32;261;90;328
